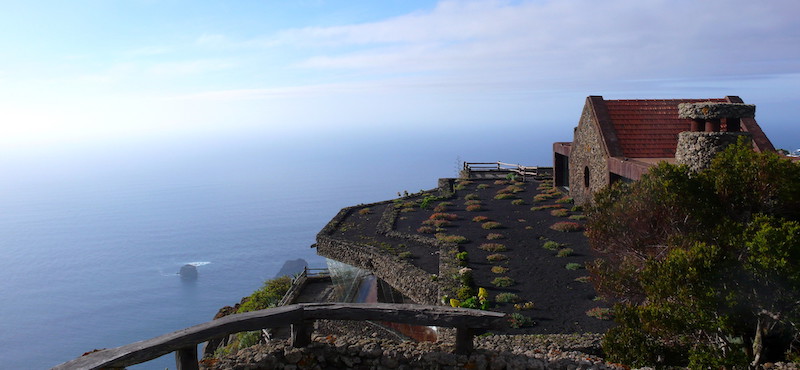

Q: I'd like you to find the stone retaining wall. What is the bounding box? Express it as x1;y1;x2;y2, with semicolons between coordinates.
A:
204;334;622;370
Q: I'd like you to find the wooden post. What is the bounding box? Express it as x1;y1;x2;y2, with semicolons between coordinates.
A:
454;327;474;355
291;320;315;348
175;346;199;370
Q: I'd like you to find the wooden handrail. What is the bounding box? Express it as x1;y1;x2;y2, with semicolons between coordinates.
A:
53;303;506;370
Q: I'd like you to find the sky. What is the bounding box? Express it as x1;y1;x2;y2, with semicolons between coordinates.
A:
1;0;799;155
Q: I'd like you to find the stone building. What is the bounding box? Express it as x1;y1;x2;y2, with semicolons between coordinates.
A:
553;96;775;205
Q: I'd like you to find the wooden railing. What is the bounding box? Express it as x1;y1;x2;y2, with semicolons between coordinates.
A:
53;303;506;370
463;161;553;181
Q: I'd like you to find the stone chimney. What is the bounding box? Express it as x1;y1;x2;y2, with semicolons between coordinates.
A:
675;102;755;172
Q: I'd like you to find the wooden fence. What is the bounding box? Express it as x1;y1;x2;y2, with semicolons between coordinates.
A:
53;303;506;370
463;162;552;181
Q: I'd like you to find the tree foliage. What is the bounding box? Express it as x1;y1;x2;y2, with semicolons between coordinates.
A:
237;275;293;313
587;139;800;367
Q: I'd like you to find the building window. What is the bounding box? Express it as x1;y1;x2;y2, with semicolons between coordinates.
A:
584;166;590;188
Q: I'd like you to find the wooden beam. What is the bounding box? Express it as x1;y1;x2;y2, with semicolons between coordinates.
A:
52;305;304;370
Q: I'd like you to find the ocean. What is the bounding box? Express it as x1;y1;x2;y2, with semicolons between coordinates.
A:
0;124;557;369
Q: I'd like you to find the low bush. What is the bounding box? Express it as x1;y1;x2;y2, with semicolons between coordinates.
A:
565;262;582;270
237;276;293;313
556;248;574;257
493;180;508;185
472;216;490;223
430;213;458;221
492;276;514;287
550;221;583;232
358;208;372;215
477;184;490;189
570;205;584;212
542;241;562;250
494;193;517;200
479;243;507;252
464;200;482;206
569;214;587;221
416;226;434;234
464;193;480;200
508;313;534;328
574;276;591;283
486;233;504;240
456;286;475;300
466;204;482;212
533;193;554;202
435;233;469;244
586;307;614;320
422;219;452;228
550;209;569;217
481;221;502;229
511;199;526;205
400;207;415;213
531;204;563;211
514;301;535;310
555;196;574;204
495;292;520;303
486;253;507;262
398;251;413;259
491;266;508;274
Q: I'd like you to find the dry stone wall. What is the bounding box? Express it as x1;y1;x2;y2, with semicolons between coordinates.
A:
568;104;610;205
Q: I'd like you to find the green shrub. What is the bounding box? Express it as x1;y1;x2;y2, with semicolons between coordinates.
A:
481;221;502;229
550;208;569;217
435;233;469;244
514;301;535;310
494;193;516;200
477;184;489;189
237;276;293;313
555;196;574;204
398;251;413;259
358;207;372;215
568;214;587;221
531;204;563;211
491;276;514;287
556;248;574;257
493;180;508;185
464;199;482;206
508;313;534;328
486;253;507;262
495;292;520;303
511;199;526;205
486;233;504;240
550;221;583;232
472;216;489;222
542;241;561;250
430;213;458;221
464;193;480;200
491;266;508;274
574;276;591;283
417;226;434;233
456;251;468;261
456;286;475;300
571;205;584;212
479;243;507;252
565;263;582;270
466;204;482;211
586;307;613;320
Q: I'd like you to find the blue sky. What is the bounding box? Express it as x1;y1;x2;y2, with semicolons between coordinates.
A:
1;0;799;154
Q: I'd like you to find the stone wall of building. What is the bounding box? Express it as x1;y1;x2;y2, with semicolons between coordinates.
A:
568;104;610;205
675;132;752;172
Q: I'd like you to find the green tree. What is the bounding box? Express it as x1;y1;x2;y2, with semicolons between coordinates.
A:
587;139;800;367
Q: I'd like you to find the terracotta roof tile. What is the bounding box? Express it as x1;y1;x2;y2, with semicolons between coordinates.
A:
604;99;727;158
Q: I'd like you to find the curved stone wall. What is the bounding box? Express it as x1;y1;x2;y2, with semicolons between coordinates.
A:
675;132;751;172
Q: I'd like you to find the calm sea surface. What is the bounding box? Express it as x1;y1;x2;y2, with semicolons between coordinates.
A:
0;126;555;369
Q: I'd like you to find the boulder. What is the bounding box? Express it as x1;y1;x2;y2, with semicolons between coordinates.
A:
179;264;198;280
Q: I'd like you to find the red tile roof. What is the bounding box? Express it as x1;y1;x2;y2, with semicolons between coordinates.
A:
603;99;727;158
